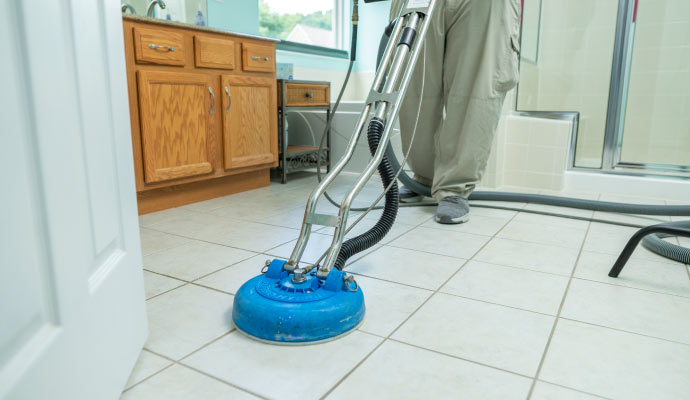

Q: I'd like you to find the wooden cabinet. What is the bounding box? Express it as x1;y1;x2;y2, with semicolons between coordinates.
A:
221;75;277;169
123;17;278;214
137;71;214;183
133;27;186;66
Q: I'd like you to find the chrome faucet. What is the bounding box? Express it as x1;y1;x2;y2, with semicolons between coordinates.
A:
146;0;166;17
121;3;136;14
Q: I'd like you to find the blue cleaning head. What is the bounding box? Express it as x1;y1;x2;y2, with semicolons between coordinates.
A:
232;259;365;344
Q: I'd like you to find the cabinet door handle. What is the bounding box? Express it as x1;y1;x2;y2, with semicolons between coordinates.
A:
305;91;313;98
251;56;269;61
224;87;231;114
208;87;215;115
148;44;175;52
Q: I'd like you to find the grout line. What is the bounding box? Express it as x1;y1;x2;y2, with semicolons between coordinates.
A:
178;362;271;400
320;205;521;399
571;275;690;299
142;225;301;257
535;380;613;400
191;253;263;283
385;337;536;379
526;220;592;399
557;317;690;348
120;362;177;394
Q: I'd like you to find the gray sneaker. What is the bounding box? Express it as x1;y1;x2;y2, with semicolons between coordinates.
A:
434;196;470;224
399;185;423;203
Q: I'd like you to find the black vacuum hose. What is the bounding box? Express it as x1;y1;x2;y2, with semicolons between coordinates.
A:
334;118;399;270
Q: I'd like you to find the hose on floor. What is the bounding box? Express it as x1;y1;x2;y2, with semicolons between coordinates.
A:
334;118;399;270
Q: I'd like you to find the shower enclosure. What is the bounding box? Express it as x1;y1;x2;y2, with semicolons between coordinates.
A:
517;0;690;176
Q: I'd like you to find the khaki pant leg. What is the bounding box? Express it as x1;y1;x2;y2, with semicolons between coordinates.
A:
390;0;445;183
432;0;521;200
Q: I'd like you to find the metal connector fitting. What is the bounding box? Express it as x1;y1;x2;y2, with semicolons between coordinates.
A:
291;268;308;283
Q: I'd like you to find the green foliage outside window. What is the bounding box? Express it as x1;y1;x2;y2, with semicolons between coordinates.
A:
258;0;333;40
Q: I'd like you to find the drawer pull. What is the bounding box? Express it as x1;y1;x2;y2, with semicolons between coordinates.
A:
251;56;270;61
148;44;175;52
209;87;215;115
225;87;231;114
305;92;313;98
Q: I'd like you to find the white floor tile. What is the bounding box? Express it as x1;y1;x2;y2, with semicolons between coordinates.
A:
318;220;416;245
574;251;690;297
205;195;304;221
139;228;188;256
513;212;590;230
441;261;569;315
253;205;319;231
468;203;520;219
121;364;257;400
562;279;690;344
354;275;432;337
123;350;172;390
143;210;230;238
420;214;510;237
143;271;185;299
389;226;490;259
178;196;235;213
392;293;554;376
194;219;301;253
540;319;690;399
530;381;603;400
497;220;586;249
139;208;207;229
265;232;333;265
475;238;579;276
194;254;268;295
584;223;677;264
143;241;256;281
347;246;465;290
183;331;381;400
145;285;234;360
327;341;531;400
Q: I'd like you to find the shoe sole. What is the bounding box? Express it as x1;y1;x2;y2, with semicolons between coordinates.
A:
434;213;470;224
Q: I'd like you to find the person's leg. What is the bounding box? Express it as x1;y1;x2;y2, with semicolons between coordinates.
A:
389;0;445;189
433;0;521;205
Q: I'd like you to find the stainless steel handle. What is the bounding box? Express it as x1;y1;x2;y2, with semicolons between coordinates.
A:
148;44;175;51
251;56;269;61
208;87;214;115
224;87;231;114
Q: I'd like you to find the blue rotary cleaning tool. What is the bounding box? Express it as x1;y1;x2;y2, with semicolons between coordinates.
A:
232;259;365;344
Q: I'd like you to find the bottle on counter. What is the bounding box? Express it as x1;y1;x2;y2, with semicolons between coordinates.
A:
195;4;206;26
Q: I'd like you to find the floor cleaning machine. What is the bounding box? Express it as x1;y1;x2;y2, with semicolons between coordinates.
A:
232;0;690;344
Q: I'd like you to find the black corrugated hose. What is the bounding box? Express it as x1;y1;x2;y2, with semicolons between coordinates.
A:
334;118;398;270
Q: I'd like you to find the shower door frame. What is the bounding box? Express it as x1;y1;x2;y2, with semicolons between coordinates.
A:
516;0;690;177
599;0;690;175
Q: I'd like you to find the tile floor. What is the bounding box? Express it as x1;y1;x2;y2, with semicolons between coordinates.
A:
123;172;690;400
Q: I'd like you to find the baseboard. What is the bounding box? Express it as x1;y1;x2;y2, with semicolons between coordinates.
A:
136;169;270;215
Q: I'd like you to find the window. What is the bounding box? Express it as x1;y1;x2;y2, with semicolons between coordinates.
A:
259;0;343;50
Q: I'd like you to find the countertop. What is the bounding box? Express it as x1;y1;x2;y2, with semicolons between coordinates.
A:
122;14;280;43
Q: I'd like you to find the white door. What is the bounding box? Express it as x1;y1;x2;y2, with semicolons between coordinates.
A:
0;1;147;399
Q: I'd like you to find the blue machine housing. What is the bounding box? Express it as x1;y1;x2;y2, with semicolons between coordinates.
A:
232;259;365;344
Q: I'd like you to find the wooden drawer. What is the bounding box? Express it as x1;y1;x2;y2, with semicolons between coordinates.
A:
279;83;330;107
242;43;275;73
194;36;235;70
133;27;185;66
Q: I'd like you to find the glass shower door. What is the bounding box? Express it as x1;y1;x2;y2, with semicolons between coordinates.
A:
616;0;690;171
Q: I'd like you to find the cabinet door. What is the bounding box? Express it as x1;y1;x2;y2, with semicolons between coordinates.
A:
221;75;277;169
137;70;214;184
